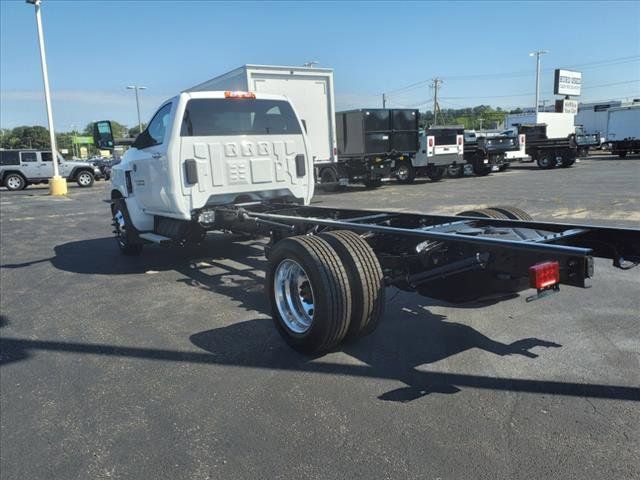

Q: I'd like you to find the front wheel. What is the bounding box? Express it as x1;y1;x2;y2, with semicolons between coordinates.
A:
76;170;95;187
395;162;415;184
4;173;27;191
111;200;143;255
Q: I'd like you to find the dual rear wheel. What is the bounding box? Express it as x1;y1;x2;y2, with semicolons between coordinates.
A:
267;231;385;355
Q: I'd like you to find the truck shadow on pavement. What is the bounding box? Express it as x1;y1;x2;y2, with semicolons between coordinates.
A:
2;235;639;403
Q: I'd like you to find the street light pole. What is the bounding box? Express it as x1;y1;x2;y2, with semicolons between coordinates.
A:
127;85;147;134
27;0;66;195
529;50;548;113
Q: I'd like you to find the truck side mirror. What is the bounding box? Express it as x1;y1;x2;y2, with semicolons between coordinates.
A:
93;121;115;150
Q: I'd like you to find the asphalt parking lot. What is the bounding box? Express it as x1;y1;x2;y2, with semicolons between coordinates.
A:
1;155;639;479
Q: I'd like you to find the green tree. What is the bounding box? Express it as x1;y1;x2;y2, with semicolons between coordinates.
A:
83;120;128;139
128;122;147;138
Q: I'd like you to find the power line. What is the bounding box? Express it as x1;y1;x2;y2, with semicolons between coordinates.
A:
384;55;640;97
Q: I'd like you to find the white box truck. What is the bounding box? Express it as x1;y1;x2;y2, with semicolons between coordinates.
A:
606;104;640;158
504;112;576;138
187;65;341;185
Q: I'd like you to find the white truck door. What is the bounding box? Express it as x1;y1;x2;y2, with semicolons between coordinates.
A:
38;151;54;177
129;102;174;213
253;76;331;163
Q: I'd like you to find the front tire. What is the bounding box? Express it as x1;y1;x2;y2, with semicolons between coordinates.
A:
111;199;143;255
267;236;352;355
4;173;26;191
76;170;95;187
395;162;415;184
363;178;383;188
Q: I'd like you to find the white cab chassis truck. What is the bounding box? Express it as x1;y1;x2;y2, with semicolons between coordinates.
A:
606;105;640;158
98;90;640;356
187;65;343;187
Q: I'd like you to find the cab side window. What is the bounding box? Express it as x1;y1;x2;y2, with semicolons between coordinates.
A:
147;103;172;146
41;152;53;162
21;152;37;162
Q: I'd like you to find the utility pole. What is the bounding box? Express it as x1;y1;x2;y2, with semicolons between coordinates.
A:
432;78;442;125
529;50;548;113
382;93;387;108
26;0;66;195
127;85;147;134
478;118;483;131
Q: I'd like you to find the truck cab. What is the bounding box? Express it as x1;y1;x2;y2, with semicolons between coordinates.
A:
107;90;313;251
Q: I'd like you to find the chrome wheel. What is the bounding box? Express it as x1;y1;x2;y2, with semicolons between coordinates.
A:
113;209;127;248
274;259;315;334
396;164;409;181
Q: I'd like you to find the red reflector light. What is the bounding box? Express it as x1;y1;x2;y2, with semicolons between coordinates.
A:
529;261;560;290
333;147;337;156
428;137;434;147
224;91;256;99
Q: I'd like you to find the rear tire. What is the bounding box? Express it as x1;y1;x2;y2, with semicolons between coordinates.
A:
267;235;352;355
319;230;385;340
536;152;556;169
426;166;445;181
76;170;95;187
456;208;509;219
472;161;492;176
363;178;383;188
487;206;533;221
319;167;340;192
4;173;26;191
446;164;464;178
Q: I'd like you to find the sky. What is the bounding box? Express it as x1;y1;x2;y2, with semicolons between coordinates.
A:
1;0;639;131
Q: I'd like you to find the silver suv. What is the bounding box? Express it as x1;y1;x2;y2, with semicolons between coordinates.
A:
0;150;101;191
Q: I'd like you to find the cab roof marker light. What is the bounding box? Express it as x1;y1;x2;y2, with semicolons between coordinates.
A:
224;91;256;99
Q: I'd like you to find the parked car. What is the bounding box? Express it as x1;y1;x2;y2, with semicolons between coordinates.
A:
0;149;100;191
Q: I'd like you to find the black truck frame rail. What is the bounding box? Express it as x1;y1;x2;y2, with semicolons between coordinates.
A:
212;202;640;296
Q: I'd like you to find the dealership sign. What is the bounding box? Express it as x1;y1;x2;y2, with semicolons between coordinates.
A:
554;69;582;96
555;99;578;114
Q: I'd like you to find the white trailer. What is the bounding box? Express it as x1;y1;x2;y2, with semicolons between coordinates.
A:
606;105;640;158
575;101;622;142
187;65;337;171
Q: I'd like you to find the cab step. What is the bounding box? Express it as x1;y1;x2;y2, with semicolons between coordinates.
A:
138;232;173;245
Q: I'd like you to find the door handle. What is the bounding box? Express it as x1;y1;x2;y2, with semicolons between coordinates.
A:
152;153;162;159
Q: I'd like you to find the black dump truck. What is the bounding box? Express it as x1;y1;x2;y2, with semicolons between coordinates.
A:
464;133;520;175
517;124;578;169
335;109;419;188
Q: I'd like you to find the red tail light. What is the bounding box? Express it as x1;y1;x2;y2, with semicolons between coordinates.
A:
529;261;560;290
428;137;434;147
519;134;526;145
457;135;463;146
333;147;337;156
224;91;256;99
